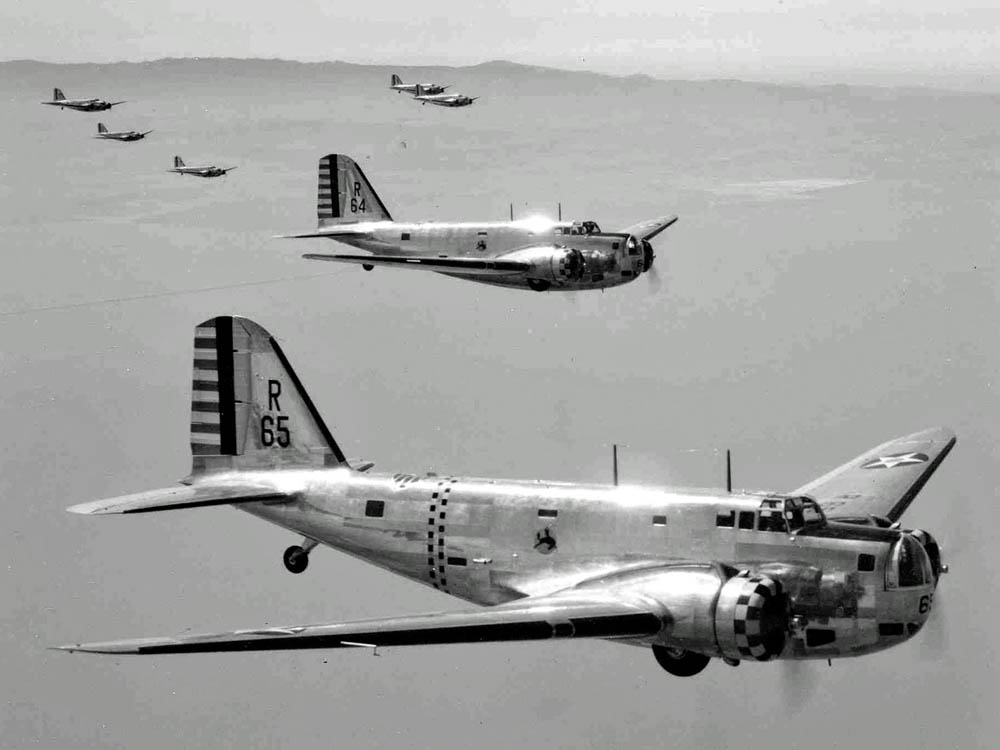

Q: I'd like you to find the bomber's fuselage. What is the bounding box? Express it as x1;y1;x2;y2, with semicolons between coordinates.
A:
227;467;936;660
46;99;113;111
322;218;650;290
97;131;145;141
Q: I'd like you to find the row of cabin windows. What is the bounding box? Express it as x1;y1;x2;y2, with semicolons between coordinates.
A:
716;509;824;533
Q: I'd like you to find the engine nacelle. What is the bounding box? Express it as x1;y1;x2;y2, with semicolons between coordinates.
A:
714;575;787;661
614;565;788;662
501;246;585;284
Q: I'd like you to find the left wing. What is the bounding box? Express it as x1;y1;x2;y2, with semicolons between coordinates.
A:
791;427;956;522
620;215;678;241
56;590;662;654
303;253;529;277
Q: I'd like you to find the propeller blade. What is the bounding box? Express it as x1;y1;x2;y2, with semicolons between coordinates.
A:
918;588;947;661
779;659;818;713
647;262;662;294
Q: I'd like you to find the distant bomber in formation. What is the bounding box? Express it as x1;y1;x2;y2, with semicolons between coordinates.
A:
41;88;125;112
287;154;676;292
168;156;237;178
94;122;152;142
57;315;953;679
413;84;477;107
389;74;447;96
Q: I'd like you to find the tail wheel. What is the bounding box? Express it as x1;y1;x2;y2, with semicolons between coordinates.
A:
283;545;309;574
652;645;711;677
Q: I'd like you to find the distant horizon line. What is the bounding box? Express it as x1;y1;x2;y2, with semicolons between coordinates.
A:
5;55;998;93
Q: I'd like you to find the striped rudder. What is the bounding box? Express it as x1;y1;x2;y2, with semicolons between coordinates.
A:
190;317;240;457
189;316;347;474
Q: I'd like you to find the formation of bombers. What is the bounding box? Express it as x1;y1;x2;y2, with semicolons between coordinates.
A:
50;71;955;681
389;73;478;107
41;87;232;176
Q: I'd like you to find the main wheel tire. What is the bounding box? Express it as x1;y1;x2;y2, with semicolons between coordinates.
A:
652;645;711;677
527;279;551;292
283;545;309;574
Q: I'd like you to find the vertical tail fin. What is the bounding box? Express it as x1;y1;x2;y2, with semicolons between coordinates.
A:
391;74;402;86
174;156;184;168
189;316;347;475
53;88;65;101
316;154;392;227
97;123;107;134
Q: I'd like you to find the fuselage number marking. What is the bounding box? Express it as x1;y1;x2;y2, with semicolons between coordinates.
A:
261;379;290;447
350;181;366;213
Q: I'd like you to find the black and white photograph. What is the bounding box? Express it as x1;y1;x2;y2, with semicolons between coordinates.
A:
2;3;997;749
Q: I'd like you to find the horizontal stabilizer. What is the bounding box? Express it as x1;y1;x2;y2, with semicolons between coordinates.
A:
280;227;371;239
303;253;529;277
55;590;662;654
67;483;289;515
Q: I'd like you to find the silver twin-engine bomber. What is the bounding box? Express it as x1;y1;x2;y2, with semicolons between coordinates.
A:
41;87;125;112
168;155;237;178
286;154;677;292
94;122;152;142
389;73;448;96
58;316;954;678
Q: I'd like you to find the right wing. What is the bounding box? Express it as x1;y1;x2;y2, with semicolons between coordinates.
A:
791;427;956;522
56;589;662;654
67;482;291;515
620;215;678;241
303;253;529;277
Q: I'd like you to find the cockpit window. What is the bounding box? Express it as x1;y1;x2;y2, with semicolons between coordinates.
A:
758;510;786;532
801;500;824;525
782;496;825;532
564;221;601;235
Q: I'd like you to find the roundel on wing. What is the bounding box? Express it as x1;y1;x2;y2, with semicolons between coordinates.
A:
860;452;930;470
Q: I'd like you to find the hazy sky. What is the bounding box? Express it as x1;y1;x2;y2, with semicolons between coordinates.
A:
3;58;998;750
4;0;1000;78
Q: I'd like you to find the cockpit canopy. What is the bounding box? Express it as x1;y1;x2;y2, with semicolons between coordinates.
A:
558;220;601;236
757;495;826;533
887;535;934;589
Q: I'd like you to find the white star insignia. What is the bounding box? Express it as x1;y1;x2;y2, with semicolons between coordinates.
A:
861;452;928;469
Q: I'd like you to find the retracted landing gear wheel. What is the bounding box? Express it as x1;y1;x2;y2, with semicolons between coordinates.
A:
652;645;711;677
283;545;309;574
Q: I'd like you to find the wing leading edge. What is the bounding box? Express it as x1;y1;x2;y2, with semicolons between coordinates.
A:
791;426;956;522
303;253;530;277
56;591;662;654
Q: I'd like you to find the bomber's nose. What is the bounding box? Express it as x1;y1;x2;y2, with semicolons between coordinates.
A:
641;239;655;273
